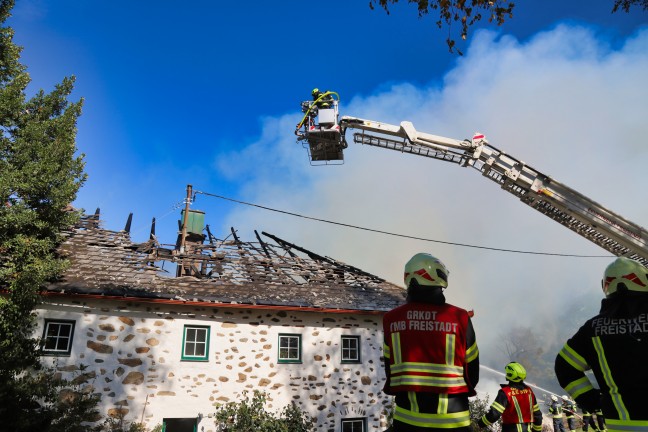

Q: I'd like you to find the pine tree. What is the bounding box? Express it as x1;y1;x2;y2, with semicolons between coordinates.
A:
0;0;93;429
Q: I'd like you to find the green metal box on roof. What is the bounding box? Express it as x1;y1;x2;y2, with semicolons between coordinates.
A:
181;209;205;235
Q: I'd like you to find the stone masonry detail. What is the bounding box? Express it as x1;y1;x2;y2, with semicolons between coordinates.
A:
39;299;394;431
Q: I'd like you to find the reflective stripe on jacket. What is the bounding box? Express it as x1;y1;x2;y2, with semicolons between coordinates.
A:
393;392;471;429
549;401;564;418
563;401;576;418
479;383;542;432
394;404;470;429
554;294;648;431
383;301;477;395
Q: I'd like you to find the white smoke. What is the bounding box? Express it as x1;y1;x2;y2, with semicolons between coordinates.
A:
215;25;648;364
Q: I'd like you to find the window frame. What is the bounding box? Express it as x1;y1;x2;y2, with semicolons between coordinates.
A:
181;325;211;362
41;319;76;356
277;333;302;363
341;335;361;364
341;417;366;432
162;417;197;432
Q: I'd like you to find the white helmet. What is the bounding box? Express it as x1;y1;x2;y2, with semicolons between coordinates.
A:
602;257;648;297
551;395;558;402
404;253;449;289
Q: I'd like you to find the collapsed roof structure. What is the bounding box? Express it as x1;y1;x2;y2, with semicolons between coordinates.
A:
46;210;405;313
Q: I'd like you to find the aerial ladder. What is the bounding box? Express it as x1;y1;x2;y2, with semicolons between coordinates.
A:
295;96;648;267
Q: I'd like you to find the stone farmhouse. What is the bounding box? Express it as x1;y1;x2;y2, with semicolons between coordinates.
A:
37;207;405;432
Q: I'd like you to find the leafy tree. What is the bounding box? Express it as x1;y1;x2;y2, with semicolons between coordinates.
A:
101;410;162;432
370;0;648;54
500;327;544;374
613;0;648;12
495;326;559;393
370;0;513;54
469;394;501;431
213;390;314;432
0;0;89;429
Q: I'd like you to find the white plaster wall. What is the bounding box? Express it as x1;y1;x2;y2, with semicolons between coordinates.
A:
36;298;394;432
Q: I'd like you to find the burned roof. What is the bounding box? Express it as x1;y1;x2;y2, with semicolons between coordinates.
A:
45;213;405;312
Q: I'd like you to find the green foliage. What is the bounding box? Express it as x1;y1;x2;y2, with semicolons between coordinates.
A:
370;0;646;54
469;394;501;431
213;390;314;432
0;365;104;431
383;404;394;430
369;0;514;54
45;380;103;432
101;414;159;432
0;0;90;429
613;0;648;12
491;325;563;395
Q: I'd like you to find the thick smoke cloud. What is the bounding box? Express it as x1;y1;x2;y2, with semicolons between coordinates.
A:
216;25;648;381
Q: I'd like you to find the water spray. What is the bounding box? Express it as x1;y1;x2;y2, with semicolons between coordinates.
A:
480;364;562;401
479;364;585;425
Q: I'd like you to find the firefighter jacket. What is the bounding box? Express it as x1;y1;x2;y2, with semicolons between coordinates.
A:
563;400;578;431
382;295;479;430
548;401;563;419
477;382;543;432
312;90;332;108
563;400;576;419
383;301;479;395
554;293;648;432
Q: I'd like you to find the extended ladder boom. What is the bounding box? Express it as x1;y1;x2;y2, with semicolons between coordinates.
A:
295;104;648;266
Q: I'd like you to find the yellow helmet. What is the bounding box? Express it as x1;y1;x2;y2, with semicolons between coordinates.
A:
404;253;449;289
504;362;527;382
312;88;320;96
602;257;648;297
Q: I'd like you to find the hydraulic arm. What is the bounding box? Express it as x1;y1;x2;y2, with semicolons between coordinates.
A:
294;99;648;266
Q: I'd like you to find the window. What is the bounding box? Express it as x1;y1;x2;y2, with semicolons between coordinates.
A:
278;334;301;363
182;325;210;361
41;319;75;356
341;336;361;363
163;417;197;432
342;418;366;432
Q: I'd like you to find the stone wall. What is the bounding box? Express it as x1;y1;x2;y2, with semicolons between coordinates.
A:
37;298;393;431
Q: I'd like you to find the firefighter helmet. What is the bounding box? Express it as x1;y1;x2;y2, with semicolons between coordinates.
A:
404;253;449;289
602;257;648;297
504;362;527;382
551;395;558;402
312;88;320;96
562;395;569;401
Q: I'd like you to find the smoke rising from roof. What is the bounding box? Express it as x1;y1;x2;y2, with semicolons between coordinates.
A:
215;24;648;383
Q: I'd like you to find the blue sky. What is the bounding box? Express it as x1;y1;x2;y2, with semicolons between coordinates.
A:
7;1;648;389
9;1;644;238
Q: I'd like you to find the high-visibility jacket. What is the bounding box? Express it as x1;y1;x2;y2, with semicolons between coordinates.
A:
392;392;472;431
383;299;479;430
563;400;578;431
383;301;479;394
548;401;564;418
478;383;543;432
563;400;577;420
554;293;648;432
